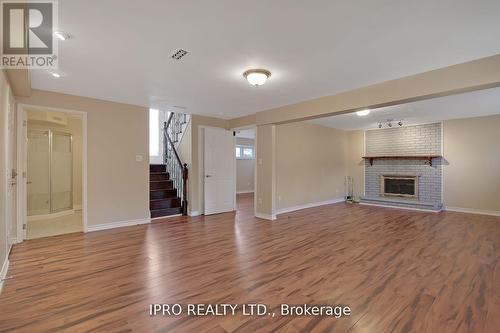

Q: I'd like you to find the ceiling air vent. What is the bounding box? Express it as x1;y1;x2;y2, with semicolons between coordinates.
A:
171;49;188;60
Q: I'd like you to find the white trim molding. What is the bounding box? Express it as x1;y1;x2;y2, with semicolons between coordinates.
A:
255;212;276;221
236;190;254;194
445;206;500;217
86;218;151;232
151;214;181;221
0;259;9;295
277;197;345;215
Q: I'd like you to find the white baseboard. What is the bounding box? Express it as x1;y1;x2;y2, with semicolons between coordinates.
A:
151;214;181;221
28;209;75;222
359;202;440;213
237;190;254;194
445;206;500;217
277;197;345;215
255;212;276;221
189;211;200;217
86;218;151;232
0;258;10;295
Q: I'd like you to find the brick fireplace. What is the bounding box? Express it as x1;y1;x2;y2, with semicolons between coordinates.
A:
361;123;443;211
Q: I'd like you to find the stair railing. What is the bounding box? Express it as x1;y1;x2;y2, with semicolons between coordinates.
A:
164;112;188;215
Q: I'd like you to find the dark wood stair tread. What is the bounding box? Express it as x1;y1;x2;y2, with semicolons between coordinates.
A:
150;171;170;177
151;207;182;218
149;163;183;217
150;197;181;210
150;180;174;190
150;189;178;199
150;164;166;172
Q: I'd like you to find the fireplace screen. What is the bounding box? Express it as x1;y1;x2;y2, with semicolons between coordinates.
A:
381;176;418;198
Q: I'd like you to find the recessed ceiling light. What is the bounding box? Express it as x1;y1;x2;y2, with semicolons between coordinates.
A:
48;71;61;78
243;69;271;86
54;31;70;41
356;109;371;116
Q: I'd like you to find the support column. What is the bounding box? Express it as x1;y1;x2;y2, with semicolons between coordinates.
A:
255;124;276;220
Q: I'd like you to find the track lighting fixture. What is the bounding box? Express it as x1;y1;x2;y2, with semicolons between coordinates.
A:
377;119;404;129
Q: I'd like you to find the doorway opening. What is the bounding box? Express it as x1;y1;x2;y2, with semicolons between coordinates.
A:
21;107;86;240
234;128;256;216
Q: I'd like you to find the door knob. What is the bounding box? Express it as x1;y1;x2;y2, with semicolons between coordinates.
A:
205;175;213;178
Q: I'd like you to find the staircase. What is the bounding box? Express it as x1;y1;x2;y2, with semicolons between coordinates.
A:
149;111;189;219
149;164;182;218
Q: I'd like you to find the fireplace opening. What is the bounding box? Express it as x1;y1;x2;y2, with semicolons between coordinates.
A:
381;176;418;199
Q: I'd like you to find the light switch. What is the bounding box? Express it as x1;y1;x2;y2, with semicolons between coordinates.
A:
135;155;143;162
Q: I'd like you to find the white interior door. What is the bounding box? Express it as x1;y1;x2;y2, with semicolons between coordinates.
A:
204;128;235;215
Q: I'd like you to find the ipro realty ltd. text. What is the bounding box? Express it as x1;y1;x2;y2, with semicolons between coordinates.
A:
150;303;351;318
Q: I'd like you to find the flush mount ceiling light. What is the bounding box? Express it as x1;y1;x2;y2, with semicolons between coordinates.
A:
243;69;271;86
356;109;371;116
54;31;70;41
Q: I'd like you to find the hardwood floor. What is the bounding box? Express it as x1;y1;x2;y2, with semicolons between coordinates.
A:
1;195;499;332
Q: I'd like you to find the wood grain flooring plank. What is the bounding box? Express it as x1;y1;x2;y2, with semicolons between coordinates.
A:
0;194;498;333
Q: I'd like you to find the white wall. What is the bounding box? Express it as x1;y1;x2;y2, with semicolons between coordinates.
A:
149;109;169;165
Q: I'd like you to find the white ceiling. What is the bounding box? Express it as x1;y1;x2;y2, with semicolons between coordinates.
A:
32;0;500;118
308;87;500;130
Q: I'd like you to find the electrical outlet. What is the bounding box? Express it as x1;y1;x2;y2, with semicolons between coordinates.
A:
258;197;262;205
135;155;143;162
